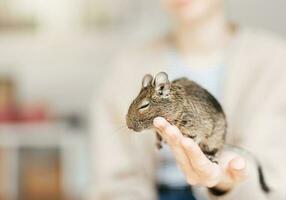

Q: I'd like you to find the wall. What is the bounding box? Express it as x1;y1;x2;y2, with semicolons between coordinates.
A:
226;0;286;36
0;0;285;116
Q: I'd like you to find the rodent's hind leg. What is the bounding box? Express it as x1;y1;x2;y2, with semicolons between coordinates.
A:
199;143;219;164
180;127;197;140
184;133;197;140
205;154;218;164
156;132;163;150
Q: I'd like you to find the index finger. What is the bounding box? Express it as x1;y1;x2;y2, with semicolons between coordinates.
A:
154;117;211;169
154;117;199;183
181;138;214;173
153;117;183;142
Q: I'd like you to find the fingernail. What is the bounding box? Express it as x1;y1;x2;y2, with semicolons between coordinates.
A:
232;158;246;170
153;117;165;128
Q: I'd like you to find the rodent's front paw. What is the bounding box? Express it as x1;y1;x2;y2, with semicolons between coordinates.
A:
156;142;163;150
206;154;219;164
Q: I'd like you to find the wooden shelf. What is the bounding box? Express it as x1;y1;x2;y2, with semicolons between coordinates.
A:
0;123;84;147
0;122;89;200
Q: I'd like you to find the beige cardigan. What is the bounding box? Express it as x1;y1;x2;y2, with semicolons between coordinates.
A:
88;29;286;200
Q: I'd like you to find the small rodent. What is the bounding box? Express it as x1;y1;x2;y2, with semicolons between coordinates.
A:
126;72;226;163
126;72;271;193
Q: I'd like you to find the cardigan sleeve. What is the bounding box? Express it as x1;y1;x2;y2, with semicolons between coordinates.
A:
193;32;286;200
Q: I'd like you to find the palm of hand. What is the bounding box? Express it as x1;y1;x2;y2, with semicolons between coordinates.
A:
154;117;246;190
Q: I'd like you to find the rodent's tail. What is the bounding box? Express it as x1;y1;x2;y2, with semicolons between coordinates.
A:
224;144;271;194
257;164;271;193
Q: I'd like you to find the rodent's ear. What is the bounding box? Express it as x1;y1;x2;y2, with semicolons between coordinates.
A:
142;74;153;88
154;72;170;97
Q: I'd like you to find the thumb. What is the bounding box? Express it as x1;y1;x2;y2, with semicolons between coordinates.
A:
229;157;246;182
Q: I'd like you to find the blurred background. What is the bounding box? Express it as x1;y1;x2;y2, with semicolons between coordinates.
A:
0;0;285;200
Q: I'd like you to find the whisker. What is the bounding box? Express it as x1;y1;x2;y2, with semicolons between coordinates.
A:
108;123;131;137
116;127;130;135
114;124;128;133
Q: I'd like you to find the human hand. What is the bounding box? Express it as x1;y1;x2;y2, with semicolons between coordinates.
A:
154;117;246;191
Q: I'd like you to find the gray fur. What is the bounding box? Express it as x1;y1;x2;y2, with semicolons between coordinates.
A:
126;72;227;162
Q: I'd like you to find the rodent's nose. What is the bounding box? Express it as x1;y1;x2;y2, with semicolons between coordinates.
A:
126;117;140;132
127;123;137;131
127;122;134;130
126;116;135;130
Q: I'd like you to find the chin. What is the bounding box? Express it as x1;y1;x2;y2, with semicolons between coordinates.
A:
142;125;154;132
174;0;193;7
133;127;143;132
130;125;153;133
176;4;209;22
169;0;221;23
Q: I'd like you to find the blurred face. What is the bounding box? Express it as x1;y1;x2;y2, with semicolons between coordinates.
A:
161;0;223;23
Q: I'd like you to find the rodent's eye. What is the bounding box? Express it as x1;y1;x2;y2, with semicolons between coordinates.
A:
139;100;150;111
